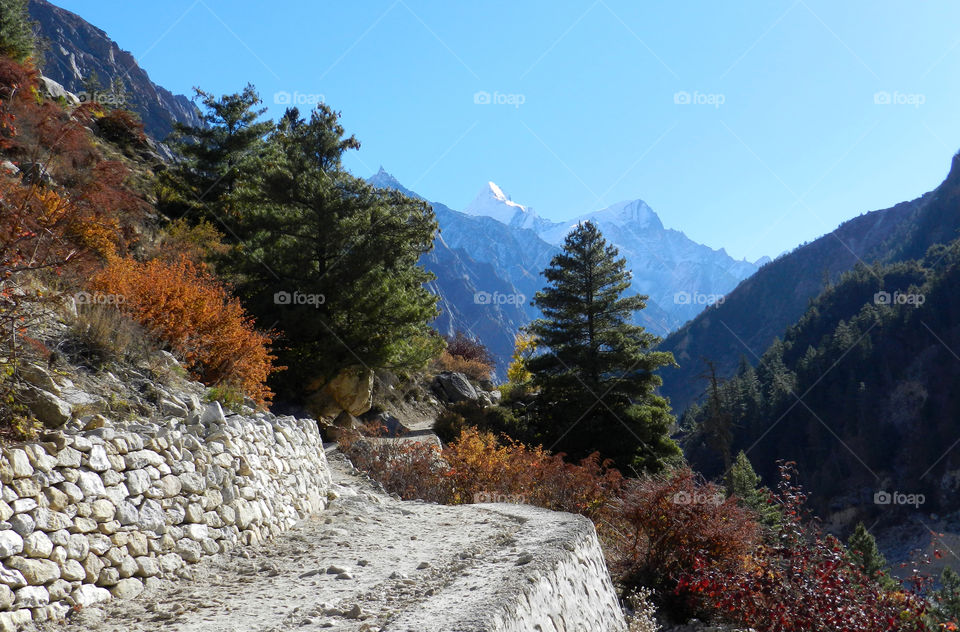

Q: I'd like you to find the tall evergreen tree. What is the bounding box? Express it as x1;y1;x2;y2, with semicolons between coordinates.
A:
726;451;779;525
228;105;442;400
0;0;35;62
934;567;960;624
846;522;896;589
160;85;273;228
701;360;733;470
527;221;680;471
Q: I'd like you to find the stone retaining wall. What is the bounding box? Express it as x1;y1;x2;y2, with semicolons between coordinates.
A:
385;502;627;632
0;402;330;630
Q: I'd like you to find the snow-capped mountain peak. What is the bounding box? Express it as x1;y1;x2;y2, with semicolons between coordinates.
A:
588;199;662;230
537;199;664;245
465;182;543;230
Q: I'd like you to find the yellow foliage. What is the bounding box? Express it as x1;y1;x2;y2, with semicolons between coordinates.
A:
506;332;537;385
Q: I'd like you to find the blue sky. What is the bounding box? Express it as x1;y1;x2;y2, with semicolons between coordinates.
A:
52;0;960;261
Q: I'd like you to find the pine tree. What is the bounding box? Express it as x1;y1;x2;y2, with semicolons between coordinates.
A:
701;360;733;470
228;104;442;399
526;221;681;471
934;567;960;624
160;85;273;227
0;0;35;62
726;451;779;525
846;522;896;589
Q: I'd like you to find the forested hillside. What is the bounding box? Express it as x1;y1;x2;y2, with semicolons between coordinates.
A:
683;231;960;525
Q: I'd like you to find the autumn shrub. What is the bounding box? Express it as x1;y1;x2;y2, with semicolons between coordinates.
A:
445;330;494;366
434;331;495;380
604;467;759;613
151;218;229;265
0;57;141;366
342;427;623;520
338;431;451;503
433;349;493;381
95;108;147;150
88;255;281;405
677;462;931;631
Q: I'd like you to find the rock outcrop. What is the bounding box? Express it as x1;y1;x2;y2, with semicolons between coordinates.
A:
306;366;374;419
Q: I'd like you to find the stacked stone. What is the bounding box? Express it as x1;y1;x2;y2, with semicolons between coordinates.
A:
0;402;331;630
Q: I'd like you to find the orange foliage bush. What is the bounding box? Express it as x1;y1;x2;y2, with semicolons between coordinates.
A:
341;427;623;520
89;256;281;404
433;349;493;381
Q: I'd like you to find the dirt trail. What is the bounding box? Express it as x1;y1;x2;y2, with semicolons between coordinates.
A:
31;451;532;632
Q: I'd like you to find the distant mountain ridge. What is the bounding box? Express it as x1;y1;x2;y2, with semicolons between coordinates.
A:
29;0;201;142
659;153;960;415
368;170;763;377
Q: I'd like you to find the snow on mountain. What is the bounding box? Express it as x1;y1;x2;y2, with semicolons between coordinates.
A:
464;182;554;232
535;198;760;325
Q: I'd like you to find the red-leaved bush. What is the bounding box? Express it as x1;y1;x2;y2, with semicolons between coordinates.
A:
605;468;759;601
677;462;931;631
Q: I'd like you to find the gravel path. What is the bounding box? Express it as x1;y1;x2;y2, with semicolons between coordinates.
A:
29;451;535;632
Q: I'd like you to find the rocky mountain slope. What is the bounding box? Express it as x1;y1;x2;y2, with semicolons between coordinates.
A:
28;0;200;142
660;153;960;415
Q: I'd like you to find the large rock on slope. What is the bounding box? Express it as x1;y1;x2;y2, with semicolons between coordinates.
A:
433;372;479;403
306;366;375;419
